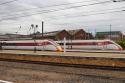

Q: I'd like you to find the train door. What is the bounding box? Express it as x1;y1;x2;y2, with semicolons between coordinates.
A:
42;40;48;51
97;42;104;50
37;40;46;51
103;42;107;50
98;41;107;50
0;42;2;50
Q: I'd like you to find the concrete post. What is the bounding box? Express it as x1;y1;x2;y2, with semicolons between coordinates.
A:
64;37;66;53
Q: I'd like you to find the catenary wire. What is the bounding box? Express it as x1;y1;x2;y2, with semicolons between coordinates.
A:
0;0;112;17
0;8;124;22
0;0;18;6
0;0;115;21
46;6;125;19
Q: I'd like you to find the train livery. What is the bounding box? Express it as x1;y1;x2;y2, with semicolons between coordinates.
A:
0;40;63;52
56;40;123;51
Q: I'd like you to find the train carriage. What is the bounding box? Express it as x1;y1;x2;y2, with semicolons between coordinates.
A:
0;39;62;52
56;40;122;51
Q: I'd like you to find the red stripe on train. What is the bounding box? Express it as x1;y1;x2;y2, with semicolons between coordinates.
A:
16;42;52;46
3;42;52;46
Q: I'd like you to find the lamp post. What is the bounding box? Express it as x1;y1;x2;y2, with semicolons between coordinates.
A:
110;24;112;40
42;21;44;39
112;0;125;2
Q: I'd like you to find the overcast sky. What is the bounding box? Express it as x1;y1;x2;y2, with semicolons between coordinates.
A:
0;0;125;35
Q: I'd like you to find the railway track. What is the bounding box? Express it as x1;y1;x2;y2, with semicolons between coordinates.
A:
1;50;125;69
0;60;125;83
0;58;125;76
0;50;125;82
1;58;125;72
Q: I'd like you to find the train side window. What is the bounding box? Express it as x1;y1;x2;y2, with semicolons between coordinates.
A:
93;42;96;45
2;42;6;46
1;42;15;46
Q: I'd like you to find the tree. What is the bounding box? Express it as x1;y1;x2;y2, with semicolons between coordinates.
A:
117;40;125;49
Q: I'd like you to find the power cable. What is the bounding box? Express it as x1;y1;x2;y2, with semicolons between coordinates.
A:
50;9;125;20
48;6;125;19
0;0;18;6
0;0;111;17
71;9;125;17
15;26;21;34
1;5;125;24
0;0;101;12
52;17;125;26
1;8;124;22
0;0;114;21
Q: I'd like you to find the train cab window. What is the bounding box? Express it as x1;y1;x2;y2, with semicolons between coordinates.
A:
92;42;96;45
1;42;15;46
49;40;59;46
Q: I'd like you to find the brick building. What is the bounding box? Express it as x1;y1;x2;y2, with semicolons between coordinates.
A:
35;30;71;40
96;31;123;41
67;29;88;40
33;29;94;40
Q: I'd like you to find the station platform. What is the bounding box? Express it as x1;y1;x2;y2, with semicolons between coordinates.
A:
67;49;125;54
0;50;125;69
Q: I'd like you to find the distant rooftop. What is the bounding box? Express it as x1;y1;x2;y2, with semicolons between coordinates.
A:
96;31;122;35
67;29;85;35
44;30;65;36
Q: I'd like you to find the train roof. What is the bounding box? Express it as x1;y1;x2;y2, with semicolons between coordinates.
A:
0;39;50;43
56;39;114;42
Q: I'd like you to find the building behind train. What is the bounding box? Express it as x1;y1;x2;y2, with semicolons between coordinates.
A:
0;29;124;42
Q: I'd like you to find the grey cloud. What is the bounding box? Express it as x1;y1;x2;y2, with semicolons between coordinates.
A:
0;0;125;35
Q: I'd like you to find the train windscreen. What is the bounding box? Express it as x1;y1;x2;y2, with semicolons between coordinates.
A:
49;40;59;46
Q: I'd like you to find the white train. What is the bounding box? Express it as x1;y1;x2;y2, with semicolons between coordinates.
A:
0;39;63;52
56;40;123;51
